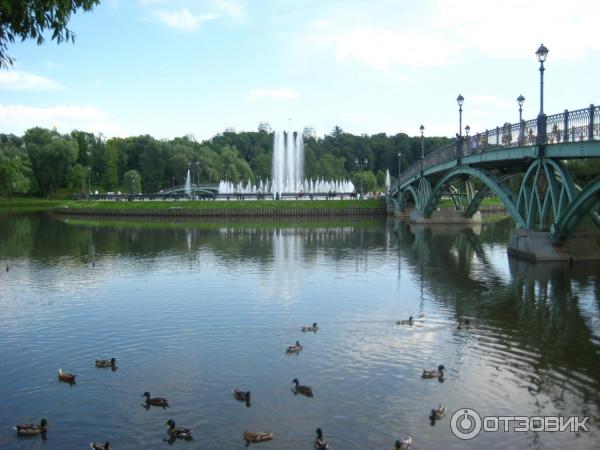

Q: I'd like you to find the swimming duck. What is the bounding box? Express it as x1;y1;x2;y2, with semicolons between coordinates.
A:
286;341;303;353
313;428;329;449
458;319;471;330
292;378;313;397
13;419;47;436
394;436;412;449
429;405;446;421
396;316;414;325
143;392;169;408
90;442;111;450
302;323;319;332
95;358;116;369
422;365;445;379
244;430;273;446
165;419;192;440
233;388;251;402
58;369;76;383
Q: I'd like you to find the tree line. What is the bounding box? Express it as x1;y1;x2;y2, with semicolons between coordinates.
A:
0;126;453;197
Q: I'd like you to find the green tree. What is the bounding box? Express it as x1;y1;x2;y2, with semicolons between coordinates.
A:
103;139;119;190
66;163;88;193
352;170;377;194
219;145;254;183
0;0;100;68
0;154;31;197
122;169;141;194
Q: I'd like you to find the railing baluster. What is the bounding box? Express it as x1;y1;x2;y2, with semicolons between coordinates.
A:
589;104;595;140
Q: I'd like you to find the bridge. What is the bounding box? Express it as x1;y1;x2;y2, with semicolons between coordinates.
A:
390;104;600;261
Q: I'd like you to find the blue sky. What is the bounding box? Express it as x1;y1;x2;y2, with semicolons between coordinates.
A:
0;0;598;140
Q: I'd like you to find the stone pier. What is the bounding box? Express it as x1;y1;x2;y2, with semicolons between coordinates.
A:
508;229;600;261
409;209;482;224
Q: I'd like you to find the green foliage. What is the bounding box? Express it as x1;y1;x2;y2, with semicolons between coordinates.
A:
122;169;141;194
352;170;377;193
0;153;31;197
0;0;100;68
566;159;600;187
5;126;452;197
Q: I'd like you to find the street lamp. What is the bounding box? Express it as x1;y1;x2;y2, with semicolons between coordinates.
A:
419;124;425;160
397;151;402;185
355;157;368;199
195;161;200;187
535;43;549;144
457;94;464;137
132;178;135;195
465;125;470;136
517;94;525;144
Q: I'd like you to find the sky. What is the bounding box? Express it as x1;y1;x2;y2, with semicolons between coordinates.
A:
0;0;599;141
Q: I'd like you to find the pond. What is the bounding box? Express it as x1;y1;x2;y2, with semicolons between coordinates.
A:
0;211;598;449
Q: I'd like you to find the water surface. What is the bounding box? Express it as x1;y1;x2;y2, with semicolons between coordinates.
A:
0;212;598;449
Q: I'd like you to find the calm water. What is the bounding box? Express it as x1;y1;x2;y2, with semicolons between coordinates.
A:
0;211;598;449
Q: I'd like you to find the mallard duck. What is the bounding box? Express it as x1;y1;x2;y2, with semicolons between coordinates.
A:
233;388;251;402
95;358;116;369
302;322;319;332
286;340;303;353
394;436;412;449
90;442;111;450
422;365;445;379
165;419;192;440
244;430;273;446
313;428;329;449
429;405;446;421
292;378;313;397
143;392;169;408
458;319;471;330
396;316;414;325
13;419;47;436
58;369;76;383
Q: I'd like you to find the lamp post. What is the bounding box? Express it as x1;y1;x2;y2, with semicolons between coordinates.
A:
465;125;470;137
132;178;135;195
535;44;549;145
457;94;464;137
397;151;402;187
195;161;200;187
355;157;368;199
517;94;525;144
420;124;425;160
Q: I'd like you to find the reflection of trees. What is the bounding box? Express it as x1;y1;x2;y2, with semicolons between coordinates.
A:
392;218;600;414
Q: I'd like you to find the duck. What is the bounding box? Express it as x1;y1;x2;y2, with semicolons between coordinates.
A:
143;392;169;408
233;388;251;402
244;430;273;446
302;322;319;332
165;419;192;440
95;358;117;369
422;365;445;379
394;436;412;449
13;419;47;436
58;369;76;383
292;378;313;397
313;428;329;449
429;405;446;421
458;319;471;330
90;442;111;450
396;316;414;325
286;340;303;353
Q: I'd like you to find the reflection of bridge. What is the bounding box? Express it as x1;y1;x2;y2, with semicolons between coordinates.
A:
390;105;600;260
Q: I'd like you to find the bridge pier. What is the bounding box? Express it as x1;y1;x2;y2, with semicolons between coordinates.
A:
409;209;482;225
508;229;600;261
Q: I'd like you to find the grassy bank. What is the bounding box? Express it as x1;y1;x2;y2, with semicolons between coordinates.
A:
0;198;64;212
57;199;386;210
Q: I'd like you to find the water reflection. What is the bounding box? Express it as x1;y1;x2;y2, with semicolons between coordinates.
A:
0;212;598;449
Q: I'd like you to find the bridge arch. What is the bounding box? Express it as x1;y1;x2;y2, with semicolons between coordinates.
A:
550;176;600;243
423;166;526;228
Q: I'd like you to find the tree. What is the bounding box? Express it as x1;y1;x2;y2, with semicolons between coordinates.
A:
103;139;119;190
122;170;141;194
0;0;100;68
0;154;31;197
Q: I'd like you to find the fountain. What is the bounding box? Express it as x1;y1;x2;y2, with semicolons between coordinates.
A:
217;130;354;195
184;169;191;196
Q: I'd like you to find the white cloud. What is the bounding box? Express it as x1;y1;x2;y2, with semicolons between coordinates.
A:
0;104;121;136
212;0;246;21
0;70;64;91
155;8;218;31
245;88;301;101
335;27;460;69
